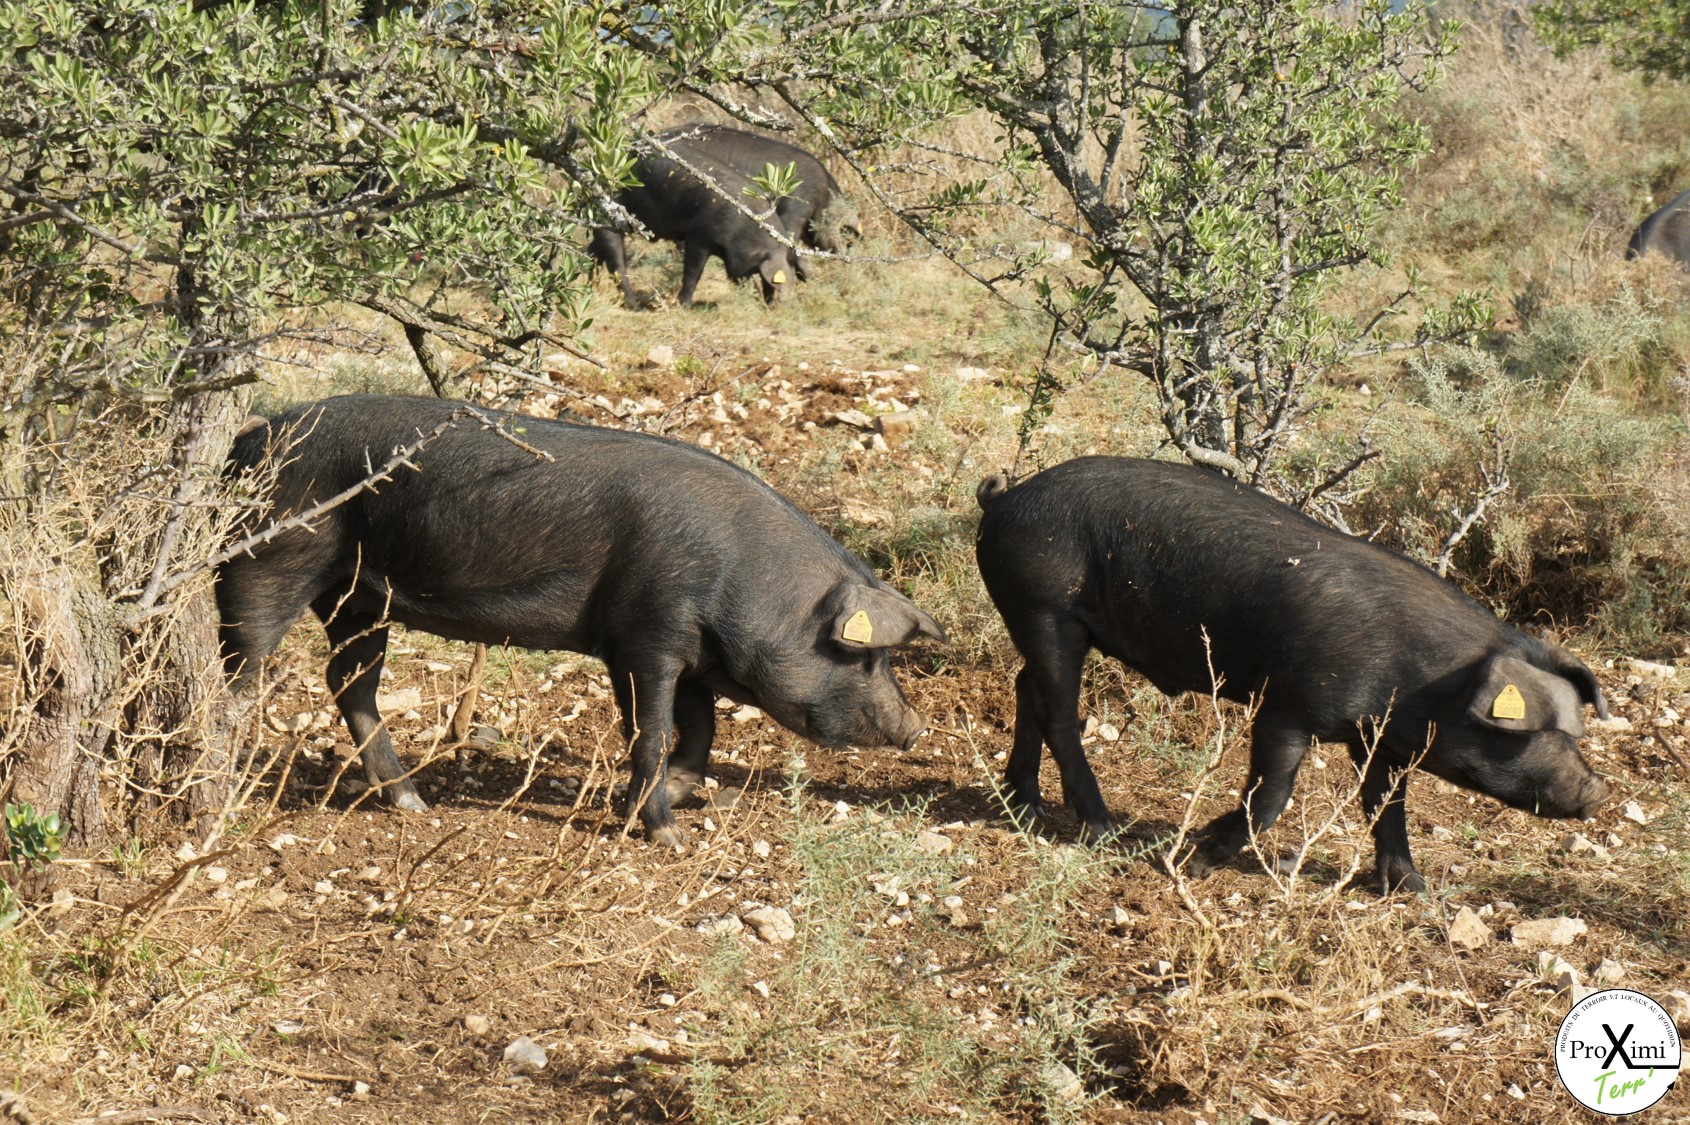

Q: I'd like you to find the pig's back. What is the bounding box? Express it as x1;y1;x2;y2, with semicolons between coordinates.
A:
978;457;1501;713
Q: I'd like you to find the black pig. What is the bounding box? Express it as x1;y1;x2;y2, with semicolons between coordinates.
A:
1628;187;1690;270
589;130;798;309
974;457;1611;893
590;124;860;307
661;124;862;272
219;395;945;846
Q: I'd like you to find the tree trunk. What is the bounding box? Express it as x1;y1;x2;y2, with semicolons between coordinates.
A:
1;386;253;865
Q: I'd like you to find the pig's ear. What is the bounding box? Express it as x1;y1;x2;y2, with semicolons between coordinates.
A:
1541;642;1611;720
1467;655;1587;736
830;584;948;649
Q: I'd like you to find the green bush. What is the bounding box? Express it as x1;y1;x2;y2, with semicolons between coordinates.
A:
1345;334;1689;648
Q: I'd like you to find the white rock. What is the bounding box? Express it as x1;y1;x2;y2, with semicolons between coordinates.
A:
357;865;382;882
173;1063;194;1080
269;711;315;734
204;866;228;884
697;914;743;937
645;345;675;367
1625;657;1676;679
503;1036;547;1074
1430;825;1455;841
1592;958;1624;985
1592;715;1633;731
1106;906;1131;927
626;1030;671;1055
376;687;423;712
1081;715;1099;739
1622;800;1649;825
1039;1060;1084;1102
272;1020;306;1036
1096;722;1120;742
1536;952;1579;993
463;1014;491;1036
268;833;300;852
829;408;875;430
312;880;334;895
1511;917;1588;946
1664;990;1690;1031
832;800;851;822
741;905;796;944
1505;1084;1525;1100
1558;831;1595;854
175;841;198;862
752;840;771;859
955;366;991;382
351;1081;371;1100
1447;906;1491;950
730;705;763;723
914;829;954;856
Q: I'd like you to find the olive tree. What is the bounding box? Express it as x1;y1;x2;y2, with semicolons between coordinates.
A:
1535;0;1690;81
0;0;655;848
639;0;1480;490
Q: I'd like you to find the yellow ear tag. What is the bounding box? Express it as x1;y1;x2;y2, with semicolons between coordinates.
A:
772;269;787;284
1492;683;1527;721
842;610;874;644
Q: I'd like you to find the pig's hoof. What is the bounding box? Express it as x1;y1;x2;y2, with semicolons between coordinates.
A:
1378;867;1426;896
648;823;688;851
1176;836;1233;877
1002;797;1047;829
388;786;429;813
1077;821;1121;847
663;772;703;805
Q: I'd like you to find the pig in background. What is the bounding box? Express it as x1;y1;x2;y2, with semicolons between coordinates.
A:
217;395;945;847
1628;186;1690;270
975;456;1611;893
588;124;860;309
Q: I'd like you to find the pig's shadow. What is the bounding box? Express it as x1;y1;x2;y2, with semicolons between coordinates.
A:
1463;867;1686;940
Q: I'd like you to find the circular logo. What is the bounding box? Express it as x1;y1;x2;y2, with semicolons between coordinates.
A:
1555;988;1682;1115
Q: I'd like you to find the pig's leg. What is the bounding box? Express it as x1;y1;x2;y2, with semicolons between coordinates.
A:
1004;665;1051;822
1191;717;1310;872
217;559;322;688
315;601;428;813
676;239;711;308
612;665;686;848
662;680;715;805
1353;746;1425;894
588;228;640;308
1013;621;1114;841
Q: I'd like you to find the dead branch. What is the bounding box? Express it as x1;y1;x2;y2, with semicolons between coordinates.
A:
135;410;469;614
1435;424;1512;578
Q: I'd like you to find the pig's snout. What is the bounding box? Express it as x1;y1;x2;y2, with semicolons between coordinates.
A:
896;709;930;751
1572;774;1612;820
1532;762;1611;820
